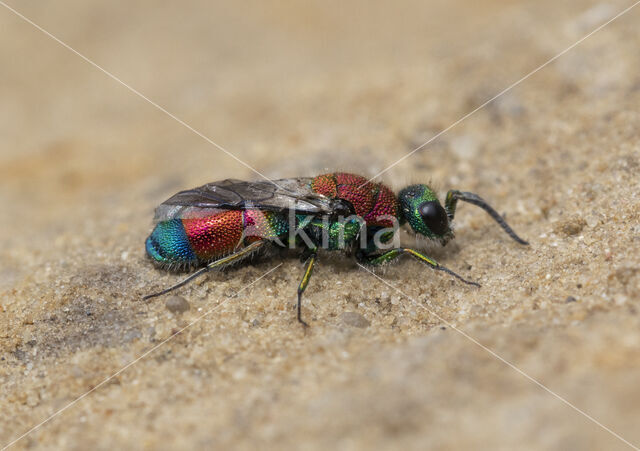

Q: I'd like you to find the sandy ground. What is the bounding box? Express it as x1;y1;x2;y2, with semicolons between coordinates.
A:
1;1;640;450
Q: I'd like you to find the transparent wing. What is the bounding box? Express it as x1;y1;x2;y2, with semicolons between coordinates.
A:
153;177;342;222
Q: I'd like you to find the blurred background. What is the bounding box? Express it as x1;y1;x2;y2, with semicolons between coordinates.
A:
1;1;639;449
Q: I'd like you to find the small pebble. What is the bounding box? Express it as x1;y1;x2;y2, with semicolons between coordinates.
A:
165;295;190;314
340;312;370;328
565;296;577;303
26;393;39;407
553;215;587;236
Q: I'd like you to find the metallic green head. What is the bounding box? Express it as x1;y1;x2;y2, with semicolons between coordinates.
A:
398;184;453;244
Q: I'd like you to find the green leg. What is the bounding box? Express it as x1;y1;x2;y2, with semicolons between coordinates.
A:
297;249;318;327
143;240;266;300
445;190;528;245
361;247;480;287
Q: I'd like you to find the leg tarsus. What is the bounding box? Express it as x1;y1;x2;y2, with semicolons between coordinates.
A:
296;249;317;327
435;264;480;287
297;291;309;328
143;266;209;301
360;247;480;287
143;240;265;300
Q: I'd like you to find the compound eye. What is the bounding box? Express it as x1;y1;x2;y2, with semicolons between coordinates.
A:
419;201;449;235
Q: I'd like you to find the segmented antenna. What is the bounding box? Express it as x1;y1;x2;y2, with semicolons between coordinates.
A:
448;190;529;245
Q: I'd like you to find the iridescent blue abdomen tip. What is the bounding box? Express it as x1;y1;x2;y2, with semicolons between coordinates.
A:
145;219;197;266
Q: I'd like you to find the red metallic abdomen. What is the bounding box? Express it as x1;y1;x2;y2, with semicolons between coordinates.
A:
182;210;244;260
179;209;290;261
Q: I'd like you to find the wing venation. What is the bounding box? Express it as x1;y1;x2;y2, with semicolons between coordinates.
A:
154;177;343;222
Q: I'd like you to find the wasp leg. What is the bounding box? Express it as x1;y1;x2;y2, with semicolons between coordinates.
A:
297;248;318;327
143;240;266;301
359;247;480;287
445;190;528;245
